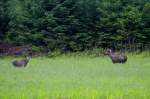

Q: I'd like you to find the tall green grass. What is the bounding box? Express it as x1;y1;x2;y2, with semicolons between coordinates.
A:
0;53;150;99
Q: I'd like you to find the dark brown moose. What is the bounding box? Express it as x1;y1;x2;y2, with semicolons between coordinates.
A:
12;57;30;67
105;49;127;63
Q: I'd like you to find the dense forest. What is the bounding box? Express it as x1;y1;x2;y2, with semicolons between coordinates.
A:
0;0;150;52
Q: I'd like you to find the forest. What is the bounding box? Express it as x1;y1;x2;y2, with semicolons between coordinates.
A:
0;0;150;52
1;1;150;98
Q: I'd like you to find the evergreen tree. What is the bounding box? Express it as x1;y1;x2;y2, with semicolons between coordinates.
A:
0;0;9;41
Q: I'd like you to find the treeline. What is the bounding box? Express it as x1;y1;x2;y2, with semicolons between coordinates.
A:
0;0;150;52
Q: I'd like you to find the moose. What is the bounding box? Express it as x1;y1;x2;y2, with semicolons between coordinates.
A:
105;49;127;63
12;57;30;67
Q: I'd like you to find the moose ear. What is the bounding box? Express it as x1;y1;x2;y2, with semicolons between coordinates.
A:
108;49;112;53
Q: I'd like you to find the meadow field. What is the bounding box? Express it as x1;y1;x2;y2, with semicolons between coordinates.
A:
0;54;150;99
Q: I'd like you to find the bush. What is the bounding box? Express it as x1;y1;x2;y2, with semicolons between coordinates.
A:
47;50;62;58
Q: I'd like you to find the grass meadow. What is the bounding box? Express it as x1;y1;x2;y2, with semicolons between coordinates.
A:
0;53;150;99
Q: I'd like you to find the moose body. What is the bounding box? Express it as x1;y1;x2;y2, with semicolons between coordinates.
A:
105;49;127;63
109;54;127;63
12;57;30;67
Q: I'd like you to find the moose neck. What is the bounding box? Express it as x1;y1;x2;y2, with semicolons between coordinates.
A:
25;57;30;61
108;52;115;58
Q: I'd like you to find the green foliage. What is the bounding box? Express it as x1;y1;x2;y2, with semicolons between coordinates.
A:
47;51;62;57
0;0;9;41
0;0;150;51
32;45;43;52
142;2;150;43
